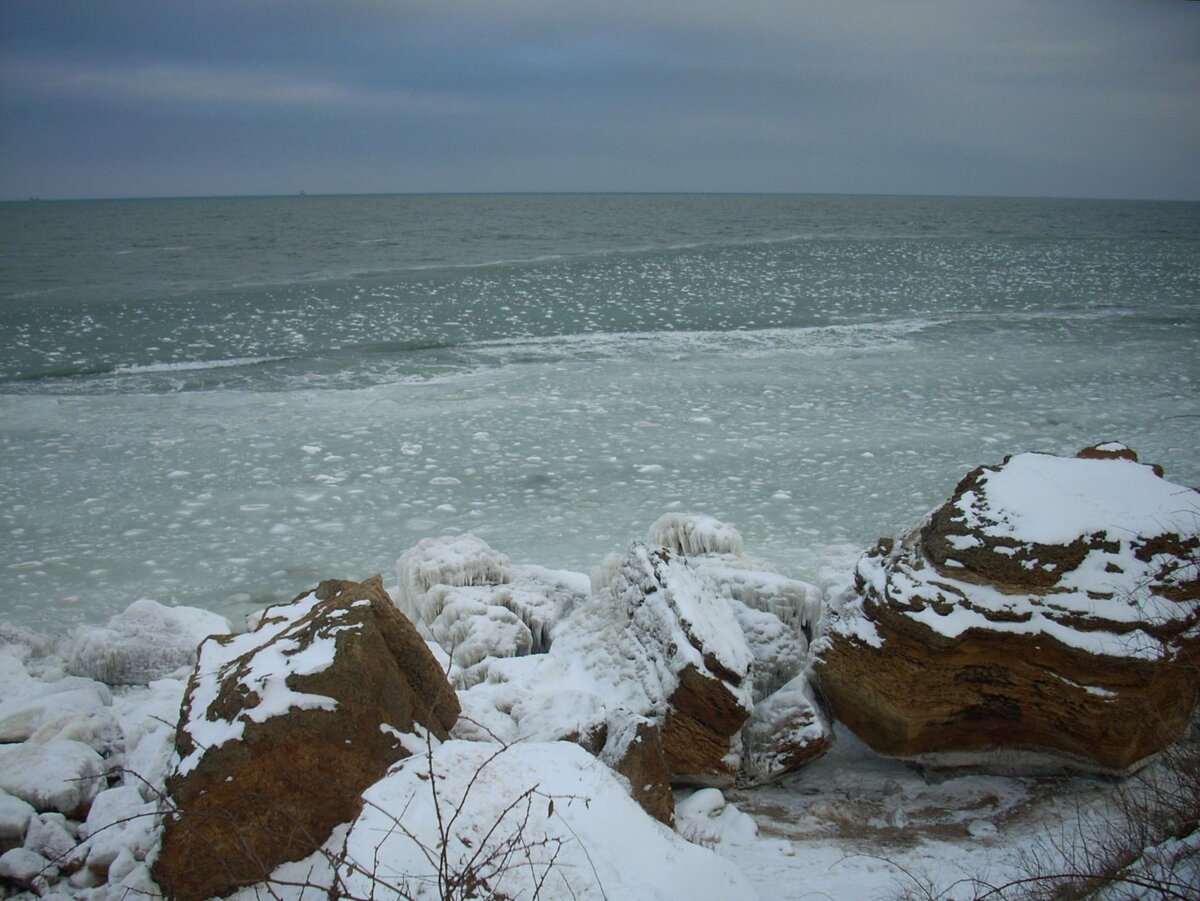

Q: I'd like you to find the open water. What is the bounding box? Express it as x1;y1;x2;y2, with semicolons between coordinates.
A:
1;193;1198;630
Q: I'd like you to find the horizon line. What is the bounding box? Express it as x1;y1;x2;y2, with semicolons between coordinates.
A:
3;189;1198;205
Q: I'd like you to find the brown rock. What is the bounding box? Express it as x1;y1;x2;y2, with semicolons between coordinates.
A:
813;449;1200;776
662;663;752;785
154;576;459;901
603;718;675;826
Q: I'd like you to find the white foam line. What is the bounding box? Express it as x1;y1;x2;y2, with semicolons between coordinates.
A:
113;355;289;375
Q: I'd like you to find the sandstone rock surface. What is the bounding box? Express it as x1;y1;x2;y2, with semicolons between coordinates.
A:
601;717;674;826
154;576;459;901
813;447;1200;775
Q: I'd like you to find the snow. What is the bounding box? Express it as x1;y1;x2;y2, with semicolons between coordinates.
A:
0;791;36;847
333;741;756;901
0;682;111;743
647;513;821;632
175;590;344;775
604;542;753;697
649;512;745;556
675;788;759;848
843;454;1200;660
958;453;1198;546
80;786;159;872
395;535;589;686
0;483;1196;899
740;672;832;786
0;846;53;886
0;740;106;815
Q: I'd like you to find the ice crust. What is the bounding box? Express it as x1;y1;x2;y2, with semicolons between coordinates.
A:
396;534;589;686
64;599;230;686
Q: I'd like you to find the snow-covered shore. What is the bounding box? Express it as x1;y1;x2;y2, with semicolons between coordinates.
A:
2;447;1198;900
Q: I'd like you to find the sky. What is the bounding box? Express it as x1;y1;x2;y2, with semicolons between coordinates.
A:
0;1;1197;201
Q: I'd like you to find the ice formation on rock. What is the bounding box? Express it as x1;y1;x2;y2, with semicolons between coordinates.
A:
647;512;822;635
0;740;106;817
739;673;834;786
64;599;230;686
396;534;589;686
649;512;746;556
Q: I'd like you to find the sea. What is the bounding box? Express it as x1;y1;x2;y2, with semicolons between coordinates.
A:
1;193;1198;632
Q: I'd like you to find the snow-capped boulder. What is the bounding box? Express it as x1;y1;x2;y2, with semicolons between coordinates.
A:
396;535;589;686
0;791;35;853
813;447;1200;775
602;542;754;785
0;678;111;744
64;599;230;685
22;812;76;870
80;786;157;878
0;740;106;817
154;575;460;901
0;846;55;893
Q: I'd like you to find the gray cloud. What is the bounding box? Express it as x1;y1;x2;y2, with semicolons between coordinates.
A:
1;0;1196;199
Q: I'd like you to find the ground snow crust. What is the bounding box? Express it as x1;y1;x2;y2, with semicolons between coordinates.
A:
243;741;756;901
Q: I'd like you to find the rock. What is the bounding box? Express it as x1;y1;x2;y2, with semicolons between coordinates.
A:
0;740;106;817
603;542;754;785
0;679;111;744
601;718;674;826
64;599;230;685
727;599;808;702
0;846;55;890
0;791;35;852
153;575;460;901
739;673;834;786
813;448;1200;775
648;513;821;635
511;689;610;753
22;813;76;869
674;788;759;848
82;787;156;876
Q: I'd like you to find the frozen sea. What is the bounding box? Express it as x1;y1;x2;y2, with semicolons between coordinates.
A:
1;193;1198;631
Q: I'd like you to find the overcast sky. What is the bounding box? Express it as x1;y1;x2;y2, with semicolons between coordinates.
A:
1;1;1197;201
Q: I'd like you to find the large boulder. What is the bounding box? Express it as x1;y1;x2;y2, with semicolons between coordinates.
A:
813;447;1200;776
154;576;459;901
602;542;754;785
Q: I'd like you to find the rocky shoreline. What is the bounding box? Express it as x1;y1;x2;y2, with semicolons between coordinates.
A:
1;443;1197;900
